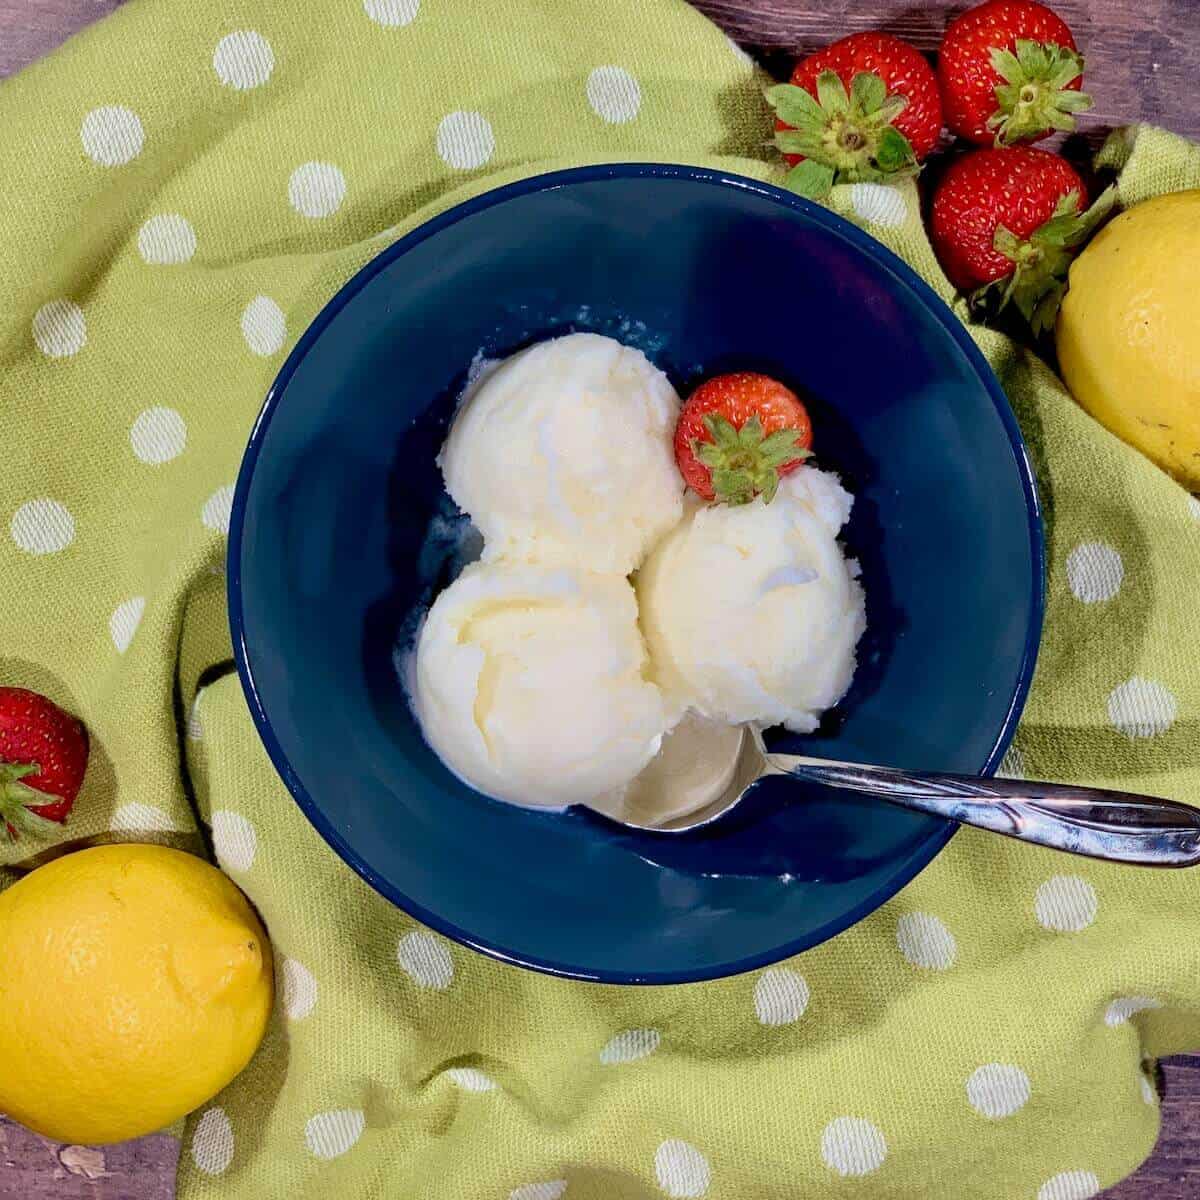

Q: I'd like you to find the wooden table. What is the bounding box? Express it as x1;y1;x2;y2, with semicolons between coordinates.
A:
0;2;1196;1197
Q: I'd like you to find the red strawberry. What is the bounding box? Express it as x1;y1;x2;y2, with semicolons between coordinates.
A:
767;32;943;199
938;0;1091;145
930;146;1113;332
675;373;813;505
0;687;88;840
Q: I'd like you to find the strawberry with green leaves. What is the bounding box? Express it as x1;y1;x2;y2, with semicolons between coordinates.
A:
675;373;813;505
768;32;943;199
938;0;1091;145
0;687;88;840
930;146;1113;333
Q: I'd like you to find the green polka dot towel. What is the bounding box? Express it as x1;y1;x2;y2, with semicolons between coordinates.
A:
1;1;1198;1197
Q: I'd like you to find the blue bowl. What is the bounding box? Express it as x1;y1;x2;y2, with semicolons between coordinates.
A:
229;164;1042;984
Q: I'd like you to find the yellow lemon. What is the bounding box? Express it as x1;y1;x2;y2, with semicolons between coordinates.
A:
1057;189;1200;490
0;844;272;1144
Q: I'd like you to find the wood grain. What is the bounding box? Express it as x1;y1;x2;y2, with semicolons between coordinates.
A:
0;1117;178;1200
0;0;122;76
0;2;1197;1199
692;0;1200;143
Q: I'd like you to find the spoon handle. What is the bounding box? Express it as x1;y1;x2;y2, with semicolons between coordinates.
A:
768;756;1200;867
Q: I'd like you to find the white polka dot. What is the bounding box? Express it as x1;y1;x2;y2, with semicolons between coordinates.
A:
599;1028;660;1065
586;66;641;124
1037;1170;1101;1200
109;596;146;653
446;1067;496;1092
965;1064;1031;1118
1066;541;1124;603
850;183;907;227
753;967;810;1026
213;31;275;90
1188;496;1200;522
32;299;86;358
896;912;956;969
111;802;190;833
397;930;454;989
288;162;347;218
725;35;756;71
191;1107;233;1175
997;742;1025;779
1140;1073;1157;1105
304;1109;364;1159
81;105;144;166
190;1104;232;1171
201;484;235;534
187;694;204;740
1108;677;1177;738
241;295;287;357
282;957;318;1020
436;111;495;170
131;407;187;464
1035;875;1098;932
137;214;196;265
364;0;419;26
510;1183;566;1200
1105;995;1162;1026
654;1140;710;1198
10;499;75;555
212;810;257;872
820;1117;888;1177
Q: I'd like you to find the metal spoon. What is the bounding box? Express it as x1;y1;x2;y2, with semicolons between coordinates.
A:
608;726;1200;868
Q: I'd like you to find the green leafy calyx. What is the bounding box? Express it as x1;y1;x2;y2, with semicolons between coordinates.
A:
693;413;812;506
988;39;1092;145
0;761;62;841
974;185;1116;334
767;70;919;199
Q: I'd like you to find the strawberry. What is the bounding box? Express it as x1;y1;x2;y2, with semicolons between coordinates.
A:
938;0;1092;145
767;32;943;199
675;373;813;505
0;687;88;840
930;146;1113;333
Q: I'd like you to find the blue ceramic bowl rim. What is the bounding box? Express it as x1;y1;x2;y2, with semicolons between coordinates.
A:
228;162;1045;985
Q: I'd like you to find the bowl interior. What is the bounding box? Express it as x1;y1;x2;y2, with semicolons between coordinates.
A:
231;166;1041;983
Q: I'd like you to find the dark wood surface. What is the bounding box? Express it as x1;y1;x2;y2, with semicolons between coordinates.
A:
695;0;1200;142
0;2;1196;1198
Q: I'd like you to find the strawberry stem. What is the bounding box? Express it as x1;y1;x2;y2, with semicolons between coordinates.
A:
693;413;812;505
0;761;65;841
972;184;1116;334
988;39;1092;145
768;71;919;199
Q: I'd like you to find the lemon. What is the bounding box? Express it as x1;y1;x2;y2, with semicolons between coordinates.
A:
0;844;272;1144
1056;189;1200;490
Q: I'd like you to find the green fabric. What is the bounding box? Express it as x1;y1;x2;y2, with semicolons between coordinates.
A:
2;1;1199;1197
